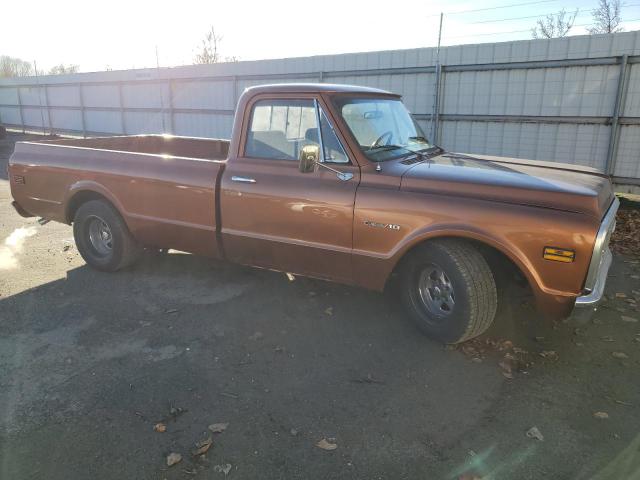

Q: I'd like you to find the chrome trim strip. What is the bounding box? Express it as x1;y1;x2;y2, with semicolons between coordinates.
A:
231;176;256;184
221;227;353;254
584;197;619;292
27;196;63;205
313;99;327;163
575;248;613;306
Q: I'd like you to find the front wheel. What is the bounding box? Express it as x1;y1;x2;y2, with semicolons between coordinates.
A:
399;239;497;343
73;200;141;271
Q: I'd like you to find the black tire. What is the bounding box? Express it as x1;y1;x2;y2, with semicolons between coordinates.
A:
399;239;497;343
73;200;141;271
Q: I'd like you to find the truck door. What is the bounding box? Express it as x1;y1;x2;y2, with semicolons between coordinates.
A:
220;95;359;283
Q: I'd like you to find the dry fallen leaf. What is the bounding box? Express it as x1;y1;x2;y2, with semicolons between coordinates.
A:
611;208;640;257
612;351;629;359
324;307;333;316
501;340;514;350
615;293;627;299
316;438;338;451
539;350;559;360
192;437;213;456
213;464;232;475
166;452;182;467
594;411;609;419
461;344;477;356
499;353;518;379
621;315;639;323
208;422;229;433
154;422;166;433
526;426;544;441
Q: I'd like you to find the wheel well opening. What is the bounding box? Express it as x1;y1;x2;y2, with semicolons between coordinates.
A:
66;191;113;224
388;236;532;296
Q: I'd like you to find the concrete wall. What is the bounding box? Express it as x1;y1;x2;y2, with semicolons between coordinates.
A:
1;31;639;185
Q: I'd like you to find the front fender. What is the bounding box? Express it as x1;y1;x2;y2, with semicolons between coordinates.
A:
390;225;546;294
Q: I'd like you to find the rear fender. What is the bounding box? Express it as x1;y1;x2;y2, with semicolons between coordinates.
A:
65;181;128;224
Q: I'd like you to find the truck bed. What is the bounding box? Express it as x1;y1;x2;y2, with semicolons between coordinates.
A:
9;135;228;258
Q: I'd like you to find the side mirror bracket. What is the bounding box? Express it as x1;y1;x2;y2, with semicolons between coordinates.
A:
298;144;353;181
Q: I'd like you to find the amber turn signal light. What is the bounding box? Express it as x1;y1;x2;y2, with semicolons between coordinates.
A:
543;247;575;263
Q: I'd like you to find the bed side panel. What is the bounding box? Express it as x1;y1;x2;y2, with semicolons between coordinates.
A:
9;142;223;258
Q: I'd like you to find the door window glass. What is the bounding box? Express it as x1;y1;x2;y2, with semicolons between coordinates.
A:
246;99;318;160
319;110;349;164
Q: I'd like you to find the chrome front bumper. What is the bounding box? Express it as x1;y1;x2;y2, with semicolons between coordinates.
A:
575;197;619;307
575;248;612;306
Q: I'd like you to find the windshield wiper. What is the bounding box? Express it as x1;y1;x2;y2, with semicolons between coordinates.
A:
368;144;410;152
418;145;443;155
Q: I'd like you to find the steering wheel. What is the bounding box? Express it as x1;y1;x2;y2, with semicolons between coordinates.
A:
370;131;393;149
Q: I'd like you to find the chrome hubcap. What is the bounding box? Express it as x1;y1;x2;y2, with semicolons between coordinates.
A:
418;264;455;316
87;216;113;256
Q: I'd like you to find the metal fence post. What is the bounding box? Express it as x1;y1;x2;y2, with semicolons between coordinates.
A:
118;83;126;134
79;84;87;138
430;63;442;144
16;87;25;133
168;78;175;134
44;85;53;135
233;75;239;107
319;71;324;83
605;54;630;177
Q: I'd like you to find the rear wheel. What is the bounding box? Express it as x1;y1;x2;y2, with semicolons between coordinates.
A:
399;239;497;343
73;200;141;271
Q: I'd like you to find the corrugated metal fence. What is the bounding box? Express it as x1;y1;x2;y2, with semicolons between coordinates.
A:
1;31;640;186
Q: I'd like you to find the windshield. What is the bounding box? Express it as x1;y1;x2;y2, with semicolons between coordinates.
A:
333;96;433;161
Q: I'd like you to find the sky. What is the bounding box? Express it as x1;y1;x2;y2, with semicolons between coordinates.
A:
2;0;640;73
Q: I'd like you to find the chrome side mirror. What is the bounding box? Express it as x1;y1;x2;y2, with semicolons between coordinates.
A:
299;144;319;173
298;143;353;182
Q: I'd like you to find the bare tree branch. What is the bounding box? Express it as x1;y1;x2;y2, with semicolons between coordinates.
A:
0;55;33;78
531;9;578;39
588;0;623;34
193;26;239;64
194;26;222;64
49;64;79;75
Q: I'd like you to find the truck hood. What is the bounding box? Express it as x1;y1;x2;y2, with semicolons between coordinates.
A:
400;152;614;219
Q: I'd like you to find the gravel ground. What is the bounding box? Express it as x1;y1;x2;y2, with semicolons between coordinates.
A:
1;132;639;480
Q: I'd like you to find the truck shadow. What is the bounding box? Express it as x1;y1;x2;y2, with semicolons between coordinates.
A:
0;251;553;480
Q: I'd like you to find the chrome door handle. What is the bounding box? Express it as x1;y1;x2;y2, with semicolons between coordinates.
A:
231;176;256;184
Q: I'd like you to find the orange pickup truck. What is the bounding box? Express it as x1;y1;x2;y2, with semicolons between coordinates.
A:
9;83;618;343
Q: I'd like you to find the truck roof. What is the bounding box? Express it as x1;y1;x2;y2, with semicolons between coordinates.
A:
245;83;397;96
